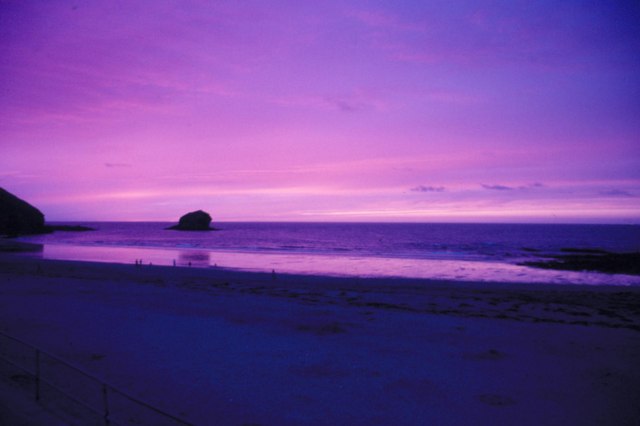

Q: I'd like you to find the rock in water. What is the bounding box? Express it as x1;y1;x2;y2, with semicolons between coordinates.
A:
167;210;215;231
0;188;46;236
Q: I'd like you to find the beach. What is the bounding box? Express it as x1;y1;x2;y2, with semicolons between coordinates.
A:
1;254;639;425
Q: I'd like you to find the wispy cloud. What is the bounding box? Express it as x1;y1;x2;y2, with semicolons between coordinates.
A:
599;189;634;197
482;183;545;191
410;185;445;193
481;184;514;191
527;182;545;188
104;163;132;168
347;8;424;32
268;89;388;113
325;96;359;112
348;3;638;71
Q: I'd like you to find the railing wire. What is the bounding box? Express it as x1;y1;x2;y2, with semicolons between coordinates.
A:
0;331;193;426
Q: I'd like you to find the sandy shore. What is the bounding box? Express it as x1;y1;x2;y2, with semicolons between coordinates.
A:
1;254;639;425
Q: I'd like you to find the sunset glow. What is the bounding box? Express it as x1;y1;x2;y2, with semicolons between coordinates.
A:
1;1;639;223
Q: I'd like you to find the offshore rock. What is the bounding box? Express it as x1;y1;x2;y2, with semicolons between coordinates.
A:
167;210;215;231
0;187;47;237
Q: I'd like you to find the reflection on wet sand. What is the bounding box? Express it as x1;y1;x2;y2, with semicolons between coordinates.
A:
177;250;211;267
16;243;640;286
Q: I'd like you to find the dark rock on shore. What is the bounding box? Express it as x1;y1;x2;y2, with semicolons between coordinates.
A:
167;210;215;231
559;247;610;255
44;225;95;232
0;240;43;252
520;251;640;276
0;188;46;237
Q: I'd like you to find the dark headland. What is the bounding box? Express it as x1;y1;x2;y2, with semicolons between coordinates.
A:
0;187;94;237
0;187;46;236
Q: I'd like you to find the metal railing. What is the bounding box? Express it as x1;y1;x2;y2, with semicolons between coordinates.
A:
0;331;193;425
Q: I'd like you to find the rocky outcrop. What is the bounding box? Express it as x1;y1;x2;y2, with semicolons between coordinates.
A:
44;224;95;232
520;250;640;276
166;210;215;231
0;188;47;236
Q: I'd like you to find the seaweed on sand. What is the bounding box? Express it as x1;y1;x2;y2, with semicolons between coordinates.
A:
520;251;640;276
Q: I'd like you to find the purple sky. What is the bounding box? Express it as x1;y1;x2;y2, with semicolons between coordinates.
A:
1;1;639;223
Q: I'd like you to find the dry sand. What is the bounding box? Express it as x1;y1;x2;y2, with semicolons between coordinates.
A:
0;254;639;425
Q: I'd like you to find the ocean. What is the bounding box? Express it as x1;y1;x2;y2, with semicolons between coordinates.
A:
16;222;640;285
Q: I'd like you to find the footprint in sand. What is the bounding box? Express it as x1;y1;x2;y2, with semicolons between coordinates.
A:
476;393;516;406
463;348;506;361
296;322;347;335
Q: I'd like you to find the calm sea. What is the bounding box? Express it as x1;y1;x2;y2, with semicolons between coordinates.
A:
17;222;640;285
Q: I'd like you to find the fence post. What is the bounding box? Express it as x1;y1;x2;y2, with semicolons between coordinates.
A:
102;383;110;426
35;349;41;401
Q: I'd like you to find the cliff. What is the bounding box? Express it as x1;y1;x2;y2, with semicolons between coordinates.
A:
0;188;46;236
